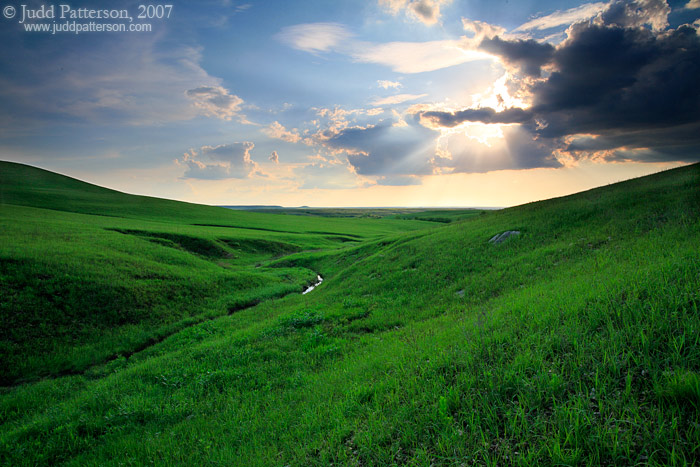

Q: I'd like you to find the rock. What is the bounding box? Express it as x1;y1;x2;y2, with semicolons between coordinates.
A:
489;230;521;244
455;289;465;297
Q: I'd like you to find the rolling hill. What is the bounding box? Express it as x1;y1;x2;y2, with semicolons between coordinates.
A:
1;160;699;466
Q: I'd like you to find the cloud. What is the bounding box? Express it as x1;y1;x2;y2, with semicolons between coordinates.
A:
532;22;700;140
598;0;670;32
352;40;491;73
434;125;562;173
0;35;234;127
378;80;402;89
295;162;366;190
687;0;700;9
602;145;700;163
462;19;508;45
263;121;302;143
514;2;609;32
565;123;700;158
185;86;246;121
420;107;534;127
277;23;352;53
180;159;232;180
270;151;279;164
325;120;438;177
428;0;700;165
379;0;452;26
178;142;260;179
479;36;555;76
376;175;422;186
279;22;492;73
371;93;428;106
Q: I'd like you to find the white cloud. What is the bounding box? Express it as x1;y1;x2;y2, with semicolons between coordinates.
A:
279;22;493;73
462;19;507;42
687;0;700;9
353;40;491;73
178;142;260;179
263;121;302;143
270;151;279;164
277;23;352;53
371;93;428;106
595;0;670;32
379;0;452;26
378;80;402;89
185;85;246;121
514;2;609;32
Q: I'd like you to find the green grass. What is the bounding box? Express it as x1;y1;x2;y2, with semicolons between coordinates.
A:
0;162;434;385
1;161;699;466
233;207;488;223
0;162;431;235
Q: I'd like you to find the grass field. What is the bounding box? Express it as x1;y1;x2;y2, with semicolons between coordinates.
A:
229;206;489;223
1;160;699;466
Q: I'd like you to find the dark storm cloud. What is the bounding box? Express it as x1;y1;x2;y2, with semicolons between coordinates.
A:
419;0;700;165
479;36;555;76
532;23;700;138
604;145;700;163
421;107;534;127
566;122;700;152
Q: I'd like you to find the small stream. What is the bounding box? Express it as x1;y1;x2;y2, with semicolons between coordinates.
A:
302;275;323;295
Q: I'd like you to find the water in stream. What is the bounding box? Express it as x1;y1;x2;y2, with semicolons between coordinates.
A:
302;275;323;295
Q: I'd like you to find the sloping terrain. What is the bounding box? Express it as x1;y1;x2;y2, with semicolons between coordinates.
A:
0;161;699;465
0;161;430;235
0;162;433;384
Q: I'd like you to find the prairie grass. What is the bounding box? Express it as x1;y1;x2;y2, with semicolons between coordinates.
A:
0;161;698;466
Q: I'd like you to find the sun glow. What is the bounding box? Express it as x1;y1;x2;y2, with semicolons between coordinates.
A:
437;121;508;148
470;72;528;111
421;71;534;166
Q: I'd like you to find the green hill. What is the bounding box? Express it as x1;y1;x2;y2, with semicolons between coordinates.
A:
0;161;431;234
1;161;699;466
0;161;433;385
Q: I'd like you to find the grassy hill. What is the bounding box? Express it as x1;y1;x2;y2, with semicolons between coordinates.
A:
1;161;699;465
0;161;433;385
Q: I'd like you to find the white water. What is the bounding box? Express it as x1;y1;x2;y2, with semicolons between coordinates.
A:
302;275;323;295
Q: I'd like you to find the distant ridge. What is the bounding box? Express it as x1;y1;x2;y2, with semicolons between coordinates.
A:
220;205;284;210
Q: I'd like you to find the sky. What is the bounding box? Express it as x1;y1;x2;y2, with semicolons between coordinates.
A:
0;0;698;207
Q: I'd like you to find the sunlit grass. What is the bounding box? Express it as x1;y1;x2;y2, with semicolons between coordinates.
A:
0;161;698;465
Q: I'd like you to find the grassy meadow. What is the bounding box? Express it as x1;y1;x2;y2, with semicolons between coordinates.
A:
1;160;699;465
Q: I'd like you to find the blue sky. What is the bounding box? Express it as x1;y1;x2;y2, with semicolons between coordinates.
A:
1;0;698;206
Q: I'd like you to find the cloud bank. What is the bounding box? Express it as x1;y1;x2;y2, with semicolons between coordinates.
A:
419;0;700;166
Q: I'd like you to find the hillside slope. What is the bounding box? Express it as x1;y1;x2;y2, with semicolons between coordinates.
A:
0;161;433;385
0;161;431;235
1;162;699;466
